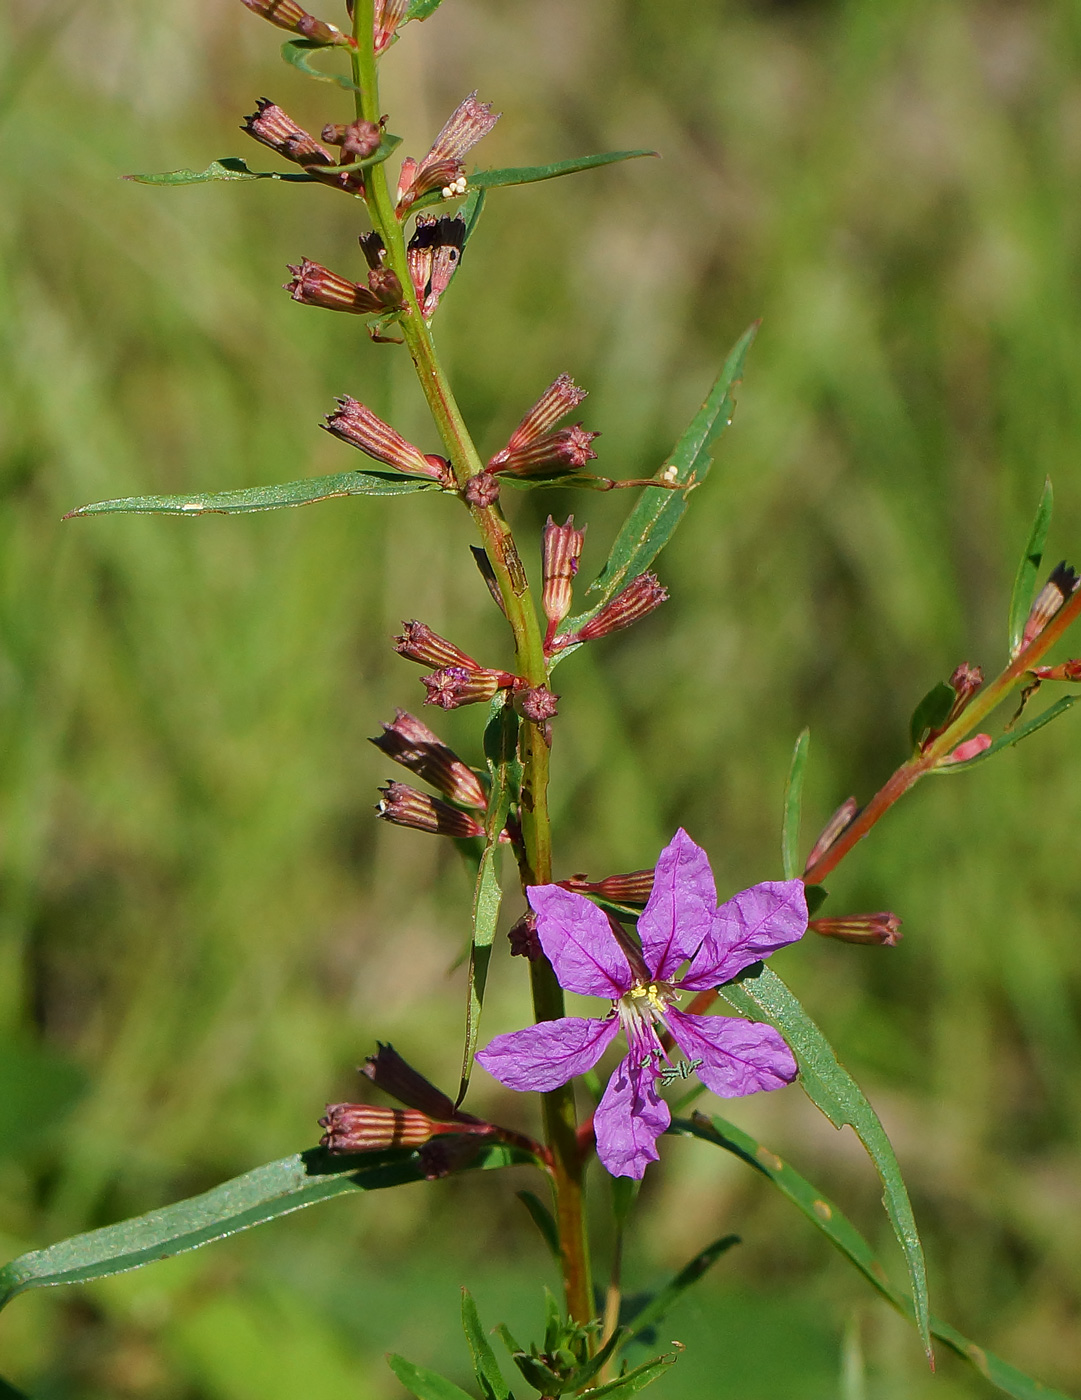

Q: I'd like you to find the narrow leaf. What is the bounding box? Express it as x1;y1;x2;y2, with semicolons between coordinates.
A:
470;150;656;189
781;729;810;880
516;1190;560;1263
0;1143;526;1310
281;37;360;91
908;681;955;750
934;695;1079;774
126;157;317;186
674;1114;1071;1400
582;322;758;613
457;695;520;1103
718;964;931;1361
1008;478;1053;657
461;1290;511;1400
581;1353;678;1399
387;1355;477;1400
621;1235;740;1348
564;1328;625;1393
64;470;441;519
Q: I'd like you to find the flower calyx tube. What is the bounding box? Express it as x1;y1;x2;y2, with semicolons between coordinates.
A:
804;797;859;874
482;375;599;496
286;259;403;315
551;573;668;652
1013;562;1081;659
323;400;452;484
810;912;902;946
407;215;466;319
541;516;586;648
477;829;807;1178
241;0;346;44
372;0;408;53
376;782;485;838
559;869;656;907
242;101;362;191
370;710;487;809
395;92;500;217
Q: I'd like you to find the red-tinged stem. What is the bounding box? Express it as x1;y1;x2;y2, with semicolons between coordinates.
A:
349;3;592;1326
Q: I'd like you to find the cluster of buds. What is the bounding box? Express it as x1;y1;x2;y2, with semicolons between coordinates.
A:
548;573;668;654
323;399;452;485
286;258;402;316
242;100;364;193
465;375;599;506
1012;562;1080;660
394;621;516;710
810;913;902;947
395;92;500;216
242;0;345;44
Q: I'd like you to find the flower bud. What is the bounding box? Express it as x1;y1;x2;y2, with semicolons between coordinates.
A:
542;516;586;642
810;913;902;947
464;473;501;507
320;119;382;159
319;1104;444;1152
362;1041;462;1118
936;733;992;767
370;710;487;808
516;685;559;723
407;215;465;318
488;425;599;481
805;797;858;872
241;0;343;44
396;92;500;215
286;259;401;314
394;621;478;670
503;375;588;456
422;666;510;710
376;783;484;837
949;662;983;702
242;100;361;192
324;399;450;482
1015;562;1080;658
560;870;655;906
557;573;668;647
373;0;409;52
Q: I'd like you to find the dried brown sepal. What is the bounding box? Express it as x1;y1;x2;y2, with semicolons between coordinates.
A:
376;782;484;837
508;912;541;960
470;546;508;616
407;215;466;317
371;710;487;808
324;399;449;481
804;797;858;873
241;0;343;44
359;231;387;269
362;1042;484;1122
810;913;902;947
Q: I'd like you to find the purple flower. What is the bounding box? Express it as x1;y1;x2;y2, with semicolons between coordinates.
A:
476;829;807;1178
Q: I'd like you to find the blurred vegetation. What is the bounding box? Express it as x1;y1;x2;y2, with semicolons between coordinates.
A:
1;0;1081;1395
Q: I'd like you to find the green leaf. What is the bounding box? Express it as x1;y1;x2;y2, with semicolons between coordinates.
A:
461;187;487;251
0;1143;526;1310
126;157;317;186
281;37;359;91
563;1328;625;1393
781;728;810;880
64;470;441;519
674;1113;1071;1400
622;1235;740;1348
934;696;1080;774
1008;478;1053;657
457;694;520;1104
387;1355;477;1400
404;0;446;18
470;150;656;190
461;1290;511;1400
580;1352;678;1399
718;964;931;1361
516;1190;560;1263
580;322;758;613
909;680;956;749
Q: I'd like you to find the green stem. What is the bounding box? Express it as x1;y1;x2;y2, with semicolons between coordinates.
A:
349;3;593;1324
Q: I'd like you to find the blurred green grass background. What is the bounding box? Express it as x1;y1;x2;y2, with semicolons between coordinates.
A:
1;0;1081;1395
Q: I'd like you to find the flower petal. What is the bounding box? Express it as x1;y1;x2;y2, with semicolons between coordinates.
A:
476;1016;618;1093
527;884;633;997
636;828;717;980
593;1052;670;1179
678;879;807;990
666;1009;797;1096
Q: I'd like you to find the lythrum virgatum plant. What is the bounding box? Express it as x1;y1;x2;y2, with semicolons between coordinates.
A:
2;3;1081;1397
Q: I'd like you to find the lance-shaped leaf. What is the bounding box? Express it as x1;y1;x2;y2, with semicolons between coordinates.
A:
64;470;442;519
387;1356;477;1400
410;150;657;216
456;694;521;1104
934;695;1080;774
578;1353;679;1399
281;37;360;90
516;1190;560;1263
127;157;318;186
0;1143;527;1310
1008;478;1053;658
718;963;931;1362
581;322;758;615
620;1235;741;1348
461;1290;511;1400
781;728;810;880
673;1113;1071;1400
909;680;955;750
